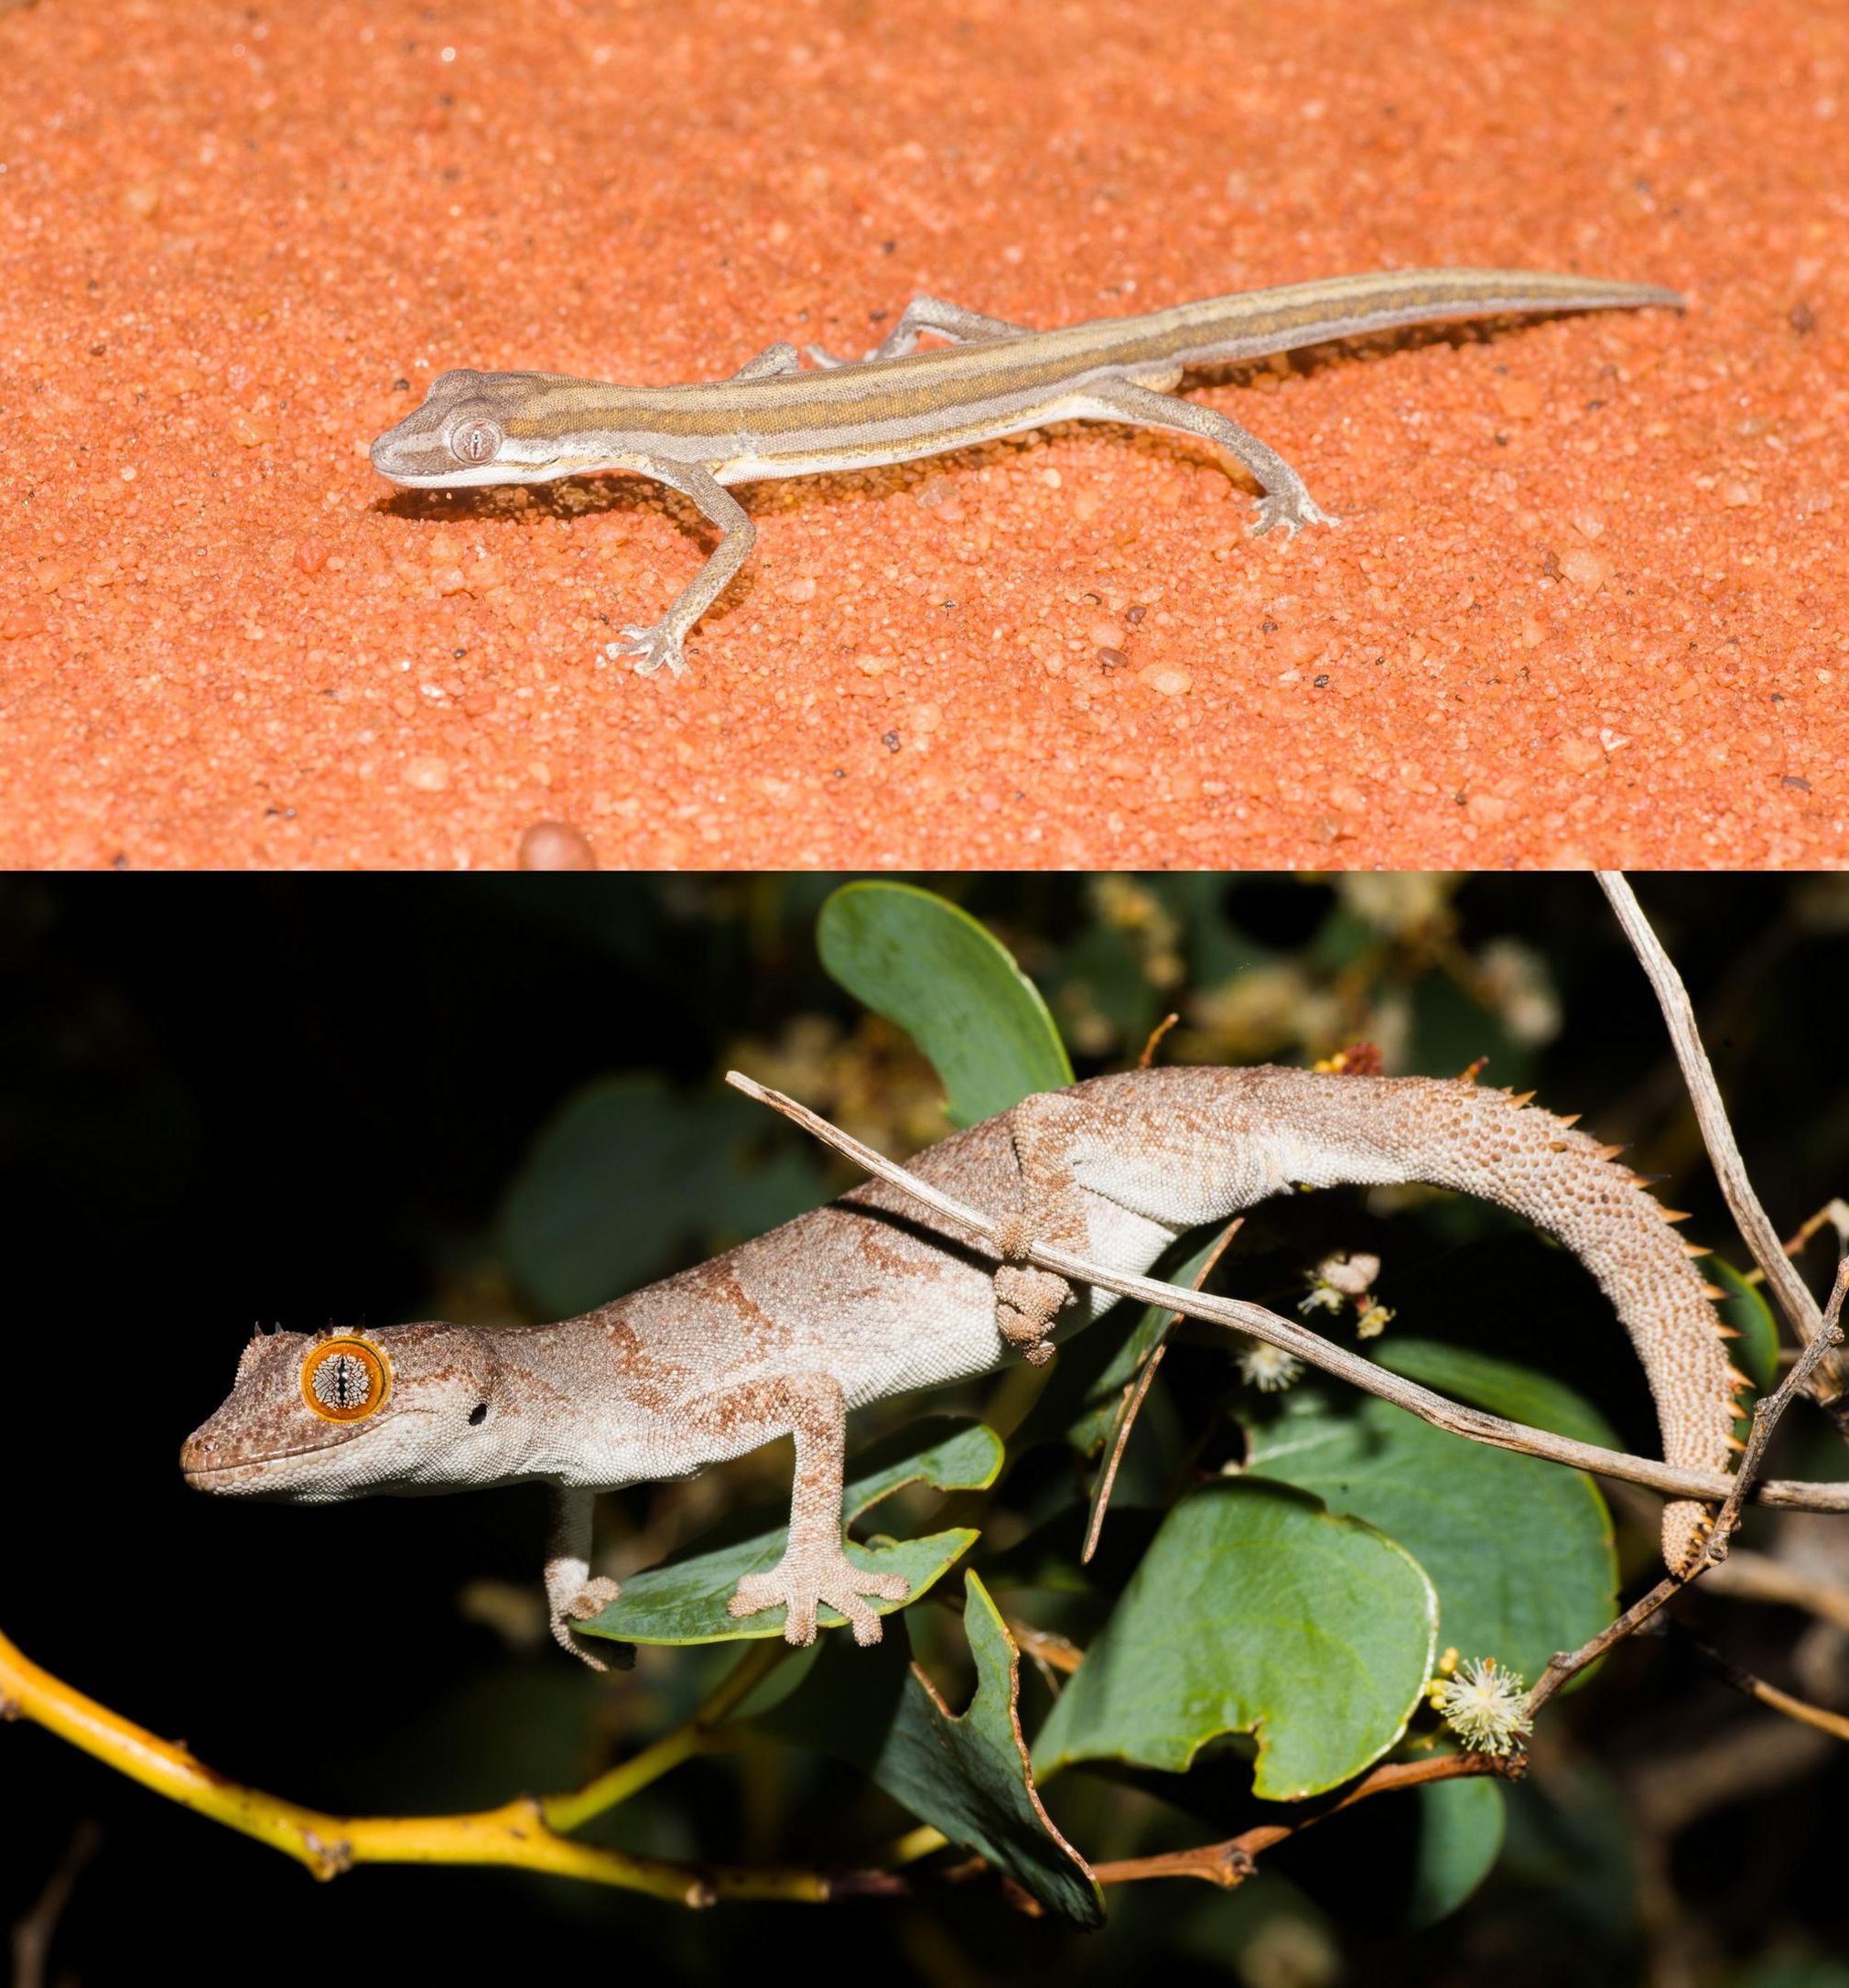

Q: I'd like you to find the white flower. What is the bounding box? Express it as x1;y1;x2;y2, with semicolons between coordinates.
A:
1433;1657;1532;1756
1238;1341;1304;1392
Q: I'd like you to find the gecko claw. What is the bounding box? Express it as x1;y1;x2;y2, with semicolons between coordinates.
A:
729;1550;912;1647
551;1577;625;1670
1252;490;1339;536
605;622;689;678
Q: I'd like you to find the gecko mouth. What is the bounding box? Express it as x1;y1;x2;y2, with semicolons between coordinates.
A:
180;1437;355;1488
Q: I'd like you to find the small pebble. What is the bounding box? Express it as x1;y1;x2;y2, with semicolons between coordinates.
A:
1139;664;1193;697
519;822;598;870
1557;548;1610;590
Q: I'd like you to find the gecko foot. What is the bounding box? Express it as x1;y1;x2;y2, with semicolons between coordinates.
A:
605;621;688;678
551;1576;623;1669
729;1549;911;1647
1251;489;1339;537
996;1263;1071;1366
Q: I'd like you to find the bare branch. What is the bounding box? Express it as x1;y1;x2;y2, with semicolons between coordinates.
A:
1597;874;1829;1358
1524;1269;1844;1714
1698;1549;1849;1633
1083;1217;1242;1563
1087;1752;1516;1889
1528;1572;1689;1715
725;1071;1849;1518
1706;1260;1848;1557
1673;1626;1849;1745
11;1821;98;1988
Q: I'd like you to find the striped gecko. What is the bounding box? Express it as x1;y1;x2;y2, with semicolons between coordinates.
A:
182;1064;1738;1665
370;267;1681;678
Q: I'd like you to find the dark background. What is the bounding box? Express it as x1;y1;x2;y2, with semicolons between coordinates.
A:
5;876;1848;1987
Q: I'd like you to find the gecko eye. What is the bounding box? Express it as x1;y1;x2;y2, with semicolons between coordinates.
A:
448;416;503;465
300;1337;392;1424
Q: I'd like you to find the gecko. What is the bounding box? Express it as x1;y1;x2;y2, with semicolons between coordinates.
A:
182;1064;1744;1669
367;268;1681;679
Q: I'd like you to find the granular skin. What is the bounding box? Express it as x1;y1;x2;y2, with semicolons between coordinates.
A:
1;0;1843;870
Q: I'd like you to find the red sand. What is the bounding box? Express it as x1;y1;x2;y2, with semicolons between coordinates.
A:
1;0;1844;869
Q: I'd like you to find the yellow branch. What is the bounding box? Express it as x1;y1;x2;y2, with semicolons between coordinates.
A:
540;1637;790;1835
0;1624;828;1903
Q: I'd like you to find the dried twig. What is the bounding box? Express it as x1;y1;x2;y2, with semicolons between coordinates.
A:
1597;875;1833;1373
1697;1549;1849;1633
725;1073;1849;1518
1671;1624;1849;1745
11;1821;98;1988
1527;1260;1848;1712
1706;1260;1848;1557
1087;1752;1515;1889
1083;1218;1242;1563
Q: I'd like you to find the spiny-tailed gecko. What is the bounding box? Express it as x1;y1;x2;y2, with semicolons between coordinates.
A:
182;1065;1742;1666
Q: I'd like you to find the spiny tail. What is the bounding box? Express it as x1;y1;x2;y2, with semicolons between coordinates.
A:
1242;1068;1741;1572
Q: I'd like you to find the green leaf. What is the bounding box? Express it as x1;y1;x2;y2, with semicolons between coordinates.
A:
1703;1256;1780;1393
1032;1479;1438;1801
1244;1390;1616;1685
755;1573;1103;1928
500;1074;825;1317
1408;1775;1506;1928
573;1418;1003;1647
816;881;1073;1127
1369;1338;1623;1452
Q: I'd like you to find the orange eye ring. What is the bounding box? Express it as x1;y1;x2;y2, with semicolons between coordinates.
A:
300;1336;392;1423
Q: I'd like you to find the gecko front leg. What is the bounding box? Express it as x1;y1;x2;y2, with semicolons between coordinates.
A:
546;1485;622;1669
603;459;754;678
706;1372;910;1645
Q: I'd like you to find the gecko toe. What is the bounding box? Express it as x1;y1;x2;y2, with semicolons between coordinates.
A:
1252;491;1339;536
728;1550;909;1647
609;624;688;678
566;1576;622;1622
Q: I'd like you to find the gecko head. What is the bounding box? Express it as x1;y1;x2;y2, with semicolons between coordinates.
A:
368;369;584;488
180;1322;517;1502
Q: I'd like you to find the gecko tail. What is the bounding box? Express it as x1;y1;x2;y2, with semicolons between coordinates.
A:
1226;1068;1740;1574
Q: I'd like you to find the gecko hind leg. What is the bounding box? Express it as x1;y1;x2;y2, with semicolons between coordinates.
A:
730;340;805;380
808;295;1037;367
1077;376;1339;535
992;1090;1093;1364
